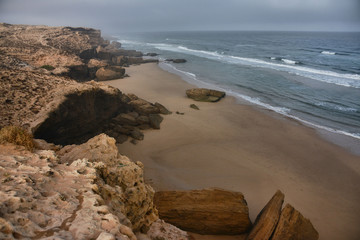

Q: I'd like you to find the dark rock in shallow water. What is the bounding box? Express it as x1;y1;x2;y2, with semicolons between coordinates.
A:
186;88;225;102
165;59;187;63
146;53;159;56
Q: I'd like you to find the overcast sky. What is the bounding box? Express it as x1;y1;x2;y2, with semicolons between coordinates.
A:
0;0;359;33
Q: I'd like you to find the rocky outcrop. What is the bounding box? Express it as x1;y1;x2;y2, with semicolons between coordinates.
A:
58;134;159;232
154;188;252;235
30;81;130;145
0;24;171;145
0;134;191;240
96;66;126;81
246;190;284;240
0;23;104;69
271;204;319;240
186;88;226;102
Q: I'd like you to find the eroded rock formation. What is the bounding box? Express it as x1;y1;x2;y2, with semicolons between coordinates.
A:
0;134;191;240
0;23;170;145
246;190;284;240
154;188;252;235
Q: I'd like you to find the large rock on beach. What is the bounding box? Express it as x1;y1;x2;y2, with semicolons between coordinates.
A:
271;204;319;240
246;190;284;240
154;188;252;235
186;88;226;102
96;66;125;81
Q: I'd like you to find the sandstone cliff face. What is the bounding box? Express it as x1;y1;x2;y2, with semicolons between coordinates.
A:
0;135;190;240
0;24;170;145
0;23;104;68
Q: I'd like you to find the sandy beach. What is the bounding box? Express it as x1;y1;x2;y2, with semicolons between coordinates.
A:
104;63;360;240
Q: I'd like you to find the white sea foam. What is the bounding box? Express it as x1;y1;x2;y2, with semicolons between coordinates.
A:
118;39;143;45
270;57;276;60
281;58;298;65
321;51;336;55
150;43;360;88
315;102;357;113
160;62;360;140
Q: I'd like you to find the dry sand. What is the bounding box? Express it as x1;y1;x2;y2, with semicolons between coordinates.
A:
104;63;360;240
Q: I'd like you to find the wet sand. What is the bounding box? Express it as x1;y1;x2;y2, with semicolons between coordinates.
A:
104;63;360;240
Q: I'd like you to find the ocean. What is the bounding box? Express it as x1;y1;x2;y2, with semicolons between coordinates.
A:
115;31;360;145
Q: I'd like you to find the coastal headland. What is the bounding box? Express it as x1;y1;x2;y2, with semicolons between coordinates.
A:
0;23;359;240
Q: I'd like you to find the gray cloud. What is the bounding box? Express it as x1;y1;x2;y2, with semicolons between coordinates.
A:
0;0;359;33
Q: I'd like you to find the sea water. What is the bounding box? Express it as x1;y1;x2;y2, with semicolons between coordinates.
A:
115;31;360;148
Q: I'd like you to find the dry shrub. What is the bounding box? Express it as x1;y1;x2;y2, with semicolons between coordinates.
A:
0;125;34;151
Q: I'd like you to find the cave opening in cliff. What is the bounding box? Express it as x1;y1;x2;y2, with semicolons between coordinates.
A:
33;89;128;145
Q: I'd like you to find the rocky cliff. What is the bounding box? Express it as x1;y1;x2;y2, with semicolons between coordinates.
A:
0;23;318;240
0;134;190;240
0;23;166;145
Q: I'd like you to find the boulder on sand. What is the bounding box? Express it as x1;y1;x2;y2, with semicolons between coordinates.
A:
246;190;284;240
154;188;252;235
186;88;226;102
271;204;319;240
95;66;125;81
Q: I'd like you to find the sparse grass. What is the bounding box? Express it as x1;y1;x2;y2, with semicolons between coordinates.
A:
0;125;34;151
40;65;55;71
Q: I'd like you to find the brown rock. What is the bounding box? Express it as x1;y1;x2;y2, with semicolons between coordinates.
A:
246;190;284;240
96;66;125;81
149;114;163;129
131;129;144;140
271;204;319;240
190;104;200;110
154;188;252;235
87;59;108;68
154;102;172;115
186;88;226;102
137;116;150;124
112;113;139;126
129;98;160;115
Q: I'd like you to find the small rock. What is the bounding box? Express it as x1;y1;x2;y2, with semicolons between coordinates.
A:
131;129;144;140
115;134;128;144
146;53;158;57
176;111;184;115
147;219;190;240
112;113;139;126
190;104;200;110
154;102;172;115
136;116;150;124
96;232;116;240
165;59;187;63
149;114;163;129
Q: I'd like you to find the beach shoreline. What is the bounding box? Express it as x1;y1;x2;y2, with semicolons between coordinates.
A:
104;62;360;240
